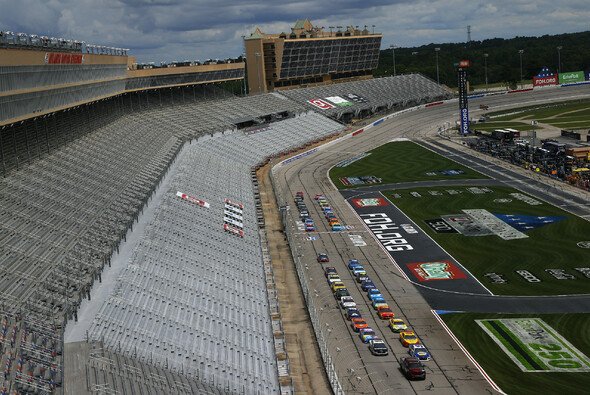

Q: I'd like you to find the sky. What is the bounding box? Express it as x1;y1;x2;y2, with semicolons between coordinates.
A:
0;0;588;63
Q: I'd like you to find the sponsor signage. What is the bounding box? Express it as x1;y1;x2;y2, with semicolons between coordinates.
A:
345;93;368;103
360;213;414;252
348;234;367;247
545;269;575;280
516;270;541;283
308;99;335;110
559;71;585;84
407;260;467;281
477;318;590;372
457;68;469;135
176;191;210;208
45;52;84;64
424;218;458;233
575;267;590;278
509;192;541;206
577;241;590;249
484;272;508;284
325;96;353;107
335;153;370;167
339;176;382;186
352;198;389;208
533;75;558;87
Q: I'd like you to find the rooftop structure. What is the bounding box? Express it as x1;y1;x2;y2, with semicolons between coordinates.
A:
245;19;382;94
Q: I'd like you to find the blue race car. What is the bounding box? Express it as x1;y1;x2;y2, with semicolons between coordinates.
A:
408;344;431;361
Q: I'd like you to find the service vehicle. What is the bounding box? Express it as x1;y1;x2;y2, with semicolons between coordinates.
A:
399;357;426;380
377;306;395;319
408;344;431;361
399;331;420;347
317;253;329;263
368;339;389;356
389;318;408;333
359;328;376;343
340;296;357;309
345;308;361;320
350;318;369;332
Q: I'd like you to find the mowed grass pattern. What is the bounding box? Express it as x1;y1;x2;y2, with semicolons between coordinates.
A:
384;186;590;296
442;312;590;395
330;141;487;189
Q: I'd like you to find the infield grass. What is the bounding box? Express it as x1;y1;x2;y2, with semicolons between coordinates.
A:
442;312;590;395
329;141;488;189
383;186;590;296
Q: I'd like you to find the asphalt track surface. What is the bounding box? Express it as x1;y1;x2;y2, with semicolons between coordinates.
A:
272;84;590;394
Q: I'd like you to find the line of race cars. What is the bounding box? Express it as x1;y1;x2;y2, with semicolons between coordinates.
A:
314;194;345;232
318;253;430;380
294;191;315;231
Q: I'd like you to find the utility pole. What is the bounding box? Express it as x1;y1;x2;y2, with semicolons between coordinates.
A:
557;46;562;73
518;49;524;85
435;47;441;84
484;53;489;90
467;25;471;42
390;44;397;76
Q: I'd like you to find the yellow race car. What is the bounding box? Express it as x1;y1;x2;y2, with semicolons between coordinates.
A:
399;331;420;347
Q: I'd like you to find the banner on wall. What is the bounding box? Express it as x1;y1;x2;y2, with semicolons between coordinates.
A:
559;71;585;84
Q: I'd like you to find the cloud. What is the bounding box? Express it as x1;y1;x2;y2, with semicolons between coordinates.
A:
0;0;588;62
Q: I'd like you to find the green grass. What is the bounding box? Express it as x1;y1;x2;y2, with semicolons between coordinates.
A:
329;141;488;189
383;186;590;296
442;312;590;395
485;99;590;130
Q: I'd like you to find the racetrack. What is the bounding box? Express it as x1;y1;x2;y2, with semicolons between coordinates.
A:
271;84;590;394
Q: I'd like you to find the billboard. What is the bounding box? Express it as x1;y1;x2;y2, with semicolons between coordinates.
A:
533;75;558;87
457;69;469;135
308;99;335;110
325;96;354;107
559;71;585;84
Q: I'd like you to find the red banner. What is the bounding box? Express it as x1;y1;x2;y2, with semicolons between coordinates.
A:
308;99;335;110
45;53;84;64
533;75;558;87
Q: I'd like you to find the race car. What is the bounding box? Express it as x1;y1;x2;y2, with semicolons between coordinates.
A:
326;274;341;284
347;259;361;269
314;194;324;200
367;289;382;300
351;266;366;276
368;338;389;356
334;289;350;300
332;224;345;231
305;223;315;232
317;253;329;263
331;282;346;292
408;344;431;361
345;308;361;320
350;318;369;332
389;318;408;333
399;357;426;380
357;276;370;285
372;299;388;310
377;306;395;320
324;266;337;277
361;280;376;291
340;296;357;309
359;328;377;343
399;331;421;347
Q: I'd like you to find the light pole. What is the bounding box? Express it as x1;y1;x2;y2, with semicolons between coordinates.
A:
372;24;375;34
254;52;262;94
557;46;562;73
389;44;397;76
484;53;489;91
435;47;441;84
518;49;524;85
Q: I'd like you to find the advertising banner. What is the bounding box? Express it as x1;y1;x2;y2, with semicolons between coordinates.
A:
407;260;467;281
45;52;84;64
457;69;469;135
533;75;558;87
559;71;585;84
325;96;354;107
308;99;335;110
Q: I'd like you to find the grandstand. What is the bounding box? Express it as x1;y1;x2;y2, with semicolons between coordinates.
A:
0;26;451;395
280;74;452;122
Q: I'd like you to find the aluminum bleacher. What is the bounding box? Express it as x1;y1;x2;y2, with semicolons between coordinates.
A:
84;112;343;394
279;73;452;121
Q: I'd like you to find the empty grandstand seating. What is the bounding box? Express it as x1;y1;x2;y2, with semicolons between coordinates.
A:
279;73;452;121
84;112;343;394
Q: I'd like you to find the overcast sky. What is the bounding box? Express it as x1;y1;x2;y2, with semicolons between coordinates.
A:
1;0;588;63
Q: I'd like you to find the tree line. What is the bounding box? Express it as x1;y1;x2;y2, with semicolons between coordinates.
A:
375;31;590;88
